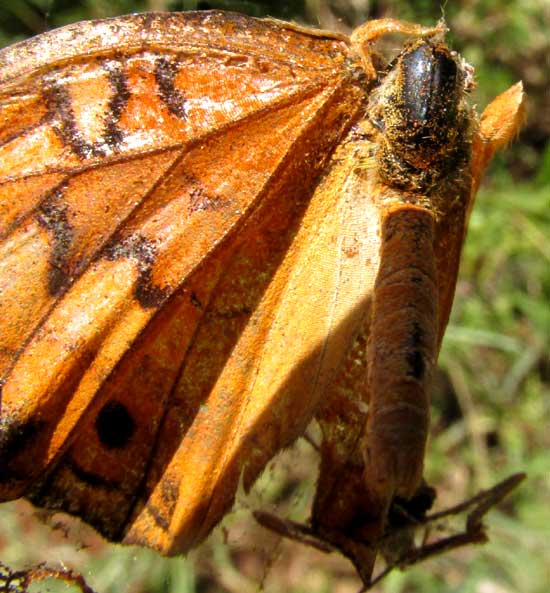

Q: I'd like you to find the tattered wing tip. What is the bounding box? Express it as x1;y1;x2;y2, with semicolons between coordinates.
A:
479;81;526;151
469;81;526;195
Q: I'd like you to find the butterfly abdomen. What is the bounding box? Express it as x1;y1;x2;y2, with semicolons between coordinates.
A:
365;204;438;502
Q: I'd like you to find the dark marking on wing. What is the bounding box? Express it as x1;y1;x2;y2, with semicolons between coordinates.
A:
136;268;171;309
43;61;129;159
161;476;178;508
190;292;202;309
145;502;170;531
36;187;74;296
154;57;187;119
95;401;136;449
103;234;170;308
44;82;90;158
64;456;123;490
102;60;131;150
0;418;47;482
188;185;223;213
183;171;226;213
210;305;254;320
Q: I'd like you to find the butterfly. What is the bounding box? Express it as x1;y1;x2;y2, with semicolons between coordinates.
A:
0;9;524;586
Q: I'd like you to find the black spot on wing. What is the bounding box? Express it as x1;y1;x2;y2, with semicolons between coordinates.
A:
103;234;170;309
36;187;74;296
95;401;136;449
154;57;187;119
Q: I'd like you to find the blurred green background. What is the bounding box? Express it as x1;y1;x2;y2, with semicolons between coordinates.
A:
0;1;548;592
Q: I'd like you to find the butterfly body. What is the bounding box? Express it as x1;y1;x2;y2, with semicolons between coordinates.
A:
0;10;525;583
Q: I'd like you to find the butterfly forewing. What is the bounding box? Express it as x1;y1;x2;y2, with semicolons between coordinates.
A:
0;11;370;551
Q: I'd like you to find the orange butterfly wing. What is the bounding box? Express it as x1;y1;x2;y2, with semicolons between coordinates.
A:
0;10;526;571
0;11;368;552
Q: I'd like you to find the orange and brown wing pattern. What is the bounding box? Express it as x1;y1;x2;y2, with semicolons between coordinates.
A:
0;11;368;551
0;9;526;581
